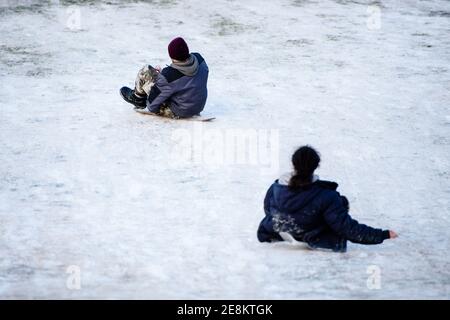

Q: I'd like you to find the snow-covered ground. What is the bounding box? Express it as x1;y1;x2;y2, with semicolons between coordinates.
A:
1;0;449;299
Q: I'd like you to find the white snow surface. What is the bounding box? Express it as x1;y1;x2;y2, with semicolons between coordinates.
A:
1;0;450;299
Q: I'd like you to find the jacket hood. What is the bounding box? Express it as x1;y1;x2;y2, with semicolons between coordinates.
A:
170;53;199;76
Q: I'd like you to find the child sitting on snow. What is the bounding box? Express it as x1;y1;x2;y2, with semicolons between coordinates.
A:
120;37;209;118
257;145;398;252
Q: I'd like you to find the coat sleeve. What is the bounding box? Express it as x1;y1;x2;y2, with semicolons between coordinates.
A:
322;193;389;244
146;74;175;113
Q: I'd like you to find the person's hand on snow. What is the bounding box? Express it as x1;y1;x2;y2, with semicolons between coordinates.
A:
155;65;161;73
388;230;398;239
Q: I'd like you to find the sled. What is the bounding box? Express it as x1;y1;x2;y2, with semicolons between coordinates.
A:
135;109;215;122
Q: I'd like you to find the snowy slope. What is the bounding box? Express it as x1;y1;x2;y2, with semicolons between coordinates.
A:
0;0;449;299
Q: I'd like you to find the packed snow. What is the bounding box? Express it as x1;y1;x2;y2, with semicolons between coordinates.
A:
0;0;449;299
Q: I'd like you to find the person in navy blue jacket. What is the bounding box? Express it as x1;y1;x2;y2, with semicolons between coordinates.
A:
257;145;398;252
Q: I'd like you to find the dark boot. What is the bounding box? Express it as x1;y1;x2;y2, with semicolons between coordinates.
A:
120;86;146;109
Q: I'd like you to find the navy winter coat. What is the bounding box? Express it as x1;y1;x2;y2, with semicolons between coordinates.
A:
257;175;390;252
146;53;208;118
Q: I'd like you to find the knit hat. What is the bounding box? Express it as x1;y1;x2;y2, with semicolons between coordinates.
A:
168;37;190;61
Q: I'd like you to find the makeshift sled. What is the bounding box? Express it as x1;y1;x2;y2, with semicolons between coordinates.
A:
135;109;215;122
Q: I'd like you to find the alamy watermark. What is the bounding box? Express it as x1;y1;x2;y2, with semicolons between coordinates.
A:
0;0;39;7
366;5;382;30
66;265;81;290
169;123;280;175
0;1;83;31
65;6;82;31
366;265;381;290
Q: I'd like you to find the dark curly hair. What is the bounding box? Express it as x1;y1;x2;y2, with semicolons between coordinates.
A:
289;145;321;188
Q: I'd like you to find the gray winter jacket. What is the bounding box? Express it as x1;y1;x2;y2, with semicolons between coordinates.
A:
146;53;209;117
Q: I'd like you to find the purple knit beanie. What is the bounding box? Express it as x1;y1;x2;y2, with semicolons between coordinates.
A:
168;37;190;61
